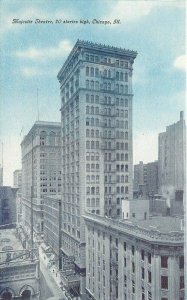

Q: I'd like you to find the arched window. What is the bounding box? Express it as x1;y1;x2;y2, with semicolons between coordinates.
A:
116;84;119;93
121;164;124;172
104;69;107;77
125;73;128;82
120;85;124;94
125;131;128;139
95;81;99;90
86;175;90;183
22;290;31;300
49;131;55;146
91;141;94;149
40;131;47;145
125;121;128;129
125;186;129;194
90;67;94;76
125;164;128;172
86;67;89;76
108;83;111;90
86;80;89;88
90;80;94;89
125;175;128;183
125;110;128;118
86;94;89;102
86;106;89;114
125;99;128;107
91;129;94;137
125;85;128;94
120;72;123;81
91;95;94;103
116;72;119;80
121;186;124;193
125;143;128;150
86;141;90;149
125;153;128;161
2;292;12;300
95;95;99;103
120;109;124;117
91;118;94;126
108;70;111;78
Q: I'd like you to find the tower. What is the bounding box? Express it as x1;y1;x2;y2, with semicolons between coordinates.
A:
58;40;137;297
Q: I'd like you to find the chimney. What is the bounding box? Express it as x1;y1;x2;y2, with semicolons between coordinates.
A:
180;111;184;121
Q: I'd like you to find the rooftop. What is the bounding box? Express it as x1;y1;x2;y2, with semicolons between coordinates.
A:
84;213;184;244
58;39;137;79
0;228;23;251
127;216;183;234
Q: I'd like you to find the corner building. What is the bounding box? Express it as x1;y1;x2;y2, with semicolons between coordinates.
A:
84;213;184;300
57;40;137;296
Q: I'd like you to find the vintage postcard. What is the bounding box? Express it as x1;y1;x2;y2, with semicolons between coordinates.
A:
0;1;186;300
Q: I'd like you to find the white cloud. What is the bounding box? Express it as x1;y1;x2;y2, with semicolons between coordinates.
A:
16;40;73;61
133;131;158;165
21;67;43;77
173;55;186;71
104;0;185;25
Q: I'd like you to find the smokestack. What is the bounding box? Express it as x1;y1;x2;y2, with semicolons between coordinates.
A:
180;111;184;121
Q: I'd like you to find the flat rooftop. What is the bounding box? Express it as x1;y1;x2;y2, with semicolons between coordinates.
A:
0;228;23;251
123;216;183;234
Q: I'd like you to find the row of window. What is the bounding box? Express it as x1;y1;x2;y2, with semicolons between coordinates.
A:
85;80;129;94
86;186;100;195
87;198;100;207
85;66;128;82
85;53;129;68
86;106;129;118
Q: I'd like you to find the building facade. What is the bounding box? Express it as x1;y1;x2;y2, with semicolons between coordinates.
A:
21;121;61;239
0;228;40;300
158;111;185;195
0;164;3;186
84;213;184;300
57;40;137;296
13;169;22;224
43;195;62;268
0;186;17;227
133;161;158;198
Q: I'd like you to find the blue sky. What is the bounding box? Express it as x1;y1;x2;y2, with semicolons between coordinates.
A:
0;0;186;185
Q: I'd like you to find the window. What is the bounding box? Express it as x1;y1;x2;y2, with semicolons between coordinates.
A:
161;276;168;289
148;253;151;264
141;250;145;260
40;131;47;145
124;242;126;251
125;73;128;82
49;131;55;145
142;267;144;279
132;245;135;255
132;262;135;273
180;256;184;269
86;67;89;76
148;271;151;283
180;276;184;289
161;256;168;268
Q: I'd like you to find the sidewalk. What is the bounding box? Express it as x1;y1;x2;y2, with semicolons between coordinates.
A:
39;245;67;300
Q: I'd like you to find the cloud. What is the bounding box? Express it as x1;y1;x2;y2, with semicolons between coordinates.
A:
21;67;43;77
16;40;73;61
133;131;158;164
104;0;185;25
173;55;186;71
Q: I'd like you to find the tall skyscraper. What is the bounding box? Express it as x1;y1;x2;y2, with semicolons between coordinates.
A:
21;121;61;240
158;111;186;196
57;40;137;297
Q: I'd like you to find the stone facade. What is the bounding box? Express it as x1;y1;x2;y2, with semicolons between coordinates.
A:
0;228;40;300
84;213;184;300
21;121;61;238
57;40;137;297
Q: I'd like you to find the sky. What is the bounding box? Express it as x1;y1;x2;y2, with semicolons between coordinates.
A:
0;0;186;186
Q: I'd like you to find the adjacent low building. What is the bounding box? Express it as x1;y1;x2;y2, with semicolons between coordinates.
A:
84;213;184;300
0;228;40;300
